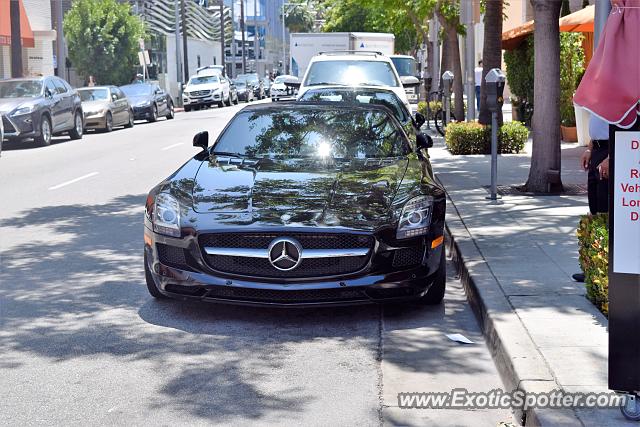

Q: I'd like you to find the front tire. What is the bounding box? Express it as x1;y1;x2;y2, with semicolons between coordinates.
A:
104;112;113;132
148;104;158;123
69;112;83;140
124;110;134;128
35;115;52;146
166;102;175;119
144;252;166;299
418;247;446;305
184;105;191;112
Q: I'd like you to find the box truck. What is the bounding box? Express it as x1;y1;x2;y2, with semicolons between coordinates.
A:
290;32;395;78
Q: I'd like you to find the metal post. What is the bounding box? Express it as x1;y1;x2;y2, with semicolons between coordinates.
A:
220;2;225;74
489;111;498;200
462;0;475;121
593;0;611;50
10;0;22;78
54;0;66;78
445;94;451;126
181;0;189;80
231;0;236;78
174;0;183;106
431;19;440;91
282;0;286;74
253;0;258;72
240;0;246;73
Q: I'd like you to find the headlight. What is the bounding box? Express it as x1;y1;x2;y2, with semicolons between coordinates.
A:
153;193;181;237
12;105;35;116
397;195;433;239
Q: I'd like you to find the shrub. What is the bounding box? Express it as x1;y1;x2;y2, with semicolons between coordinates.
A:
444;121;528;155
559;32;585;127
577;214;609;315
417;100;443;121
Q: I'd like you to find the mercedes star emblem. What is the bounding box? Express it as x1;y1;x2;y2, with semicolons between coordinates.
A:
268;238;303;271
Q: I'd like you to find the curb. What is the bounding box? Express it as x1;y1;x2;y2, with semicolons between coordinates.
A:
442;182;582;426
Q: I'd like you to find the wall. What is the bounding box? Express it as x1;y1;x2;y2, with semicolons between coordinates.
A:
23;0;55;77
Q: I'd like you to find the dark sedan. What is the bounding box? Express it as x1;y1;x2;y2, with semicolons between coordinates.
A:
143;102;446;307
237;73;265;99
0;77;84;146
120;83;174;122
233;79;254;102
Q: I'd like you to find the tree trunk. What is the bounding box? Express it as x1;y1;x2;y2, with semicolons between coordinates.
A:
436;12;464;120
479;0;503;125
525;0;563;193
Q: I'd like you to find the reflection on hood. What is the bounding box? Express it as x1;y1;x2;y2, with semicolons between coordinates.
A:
0;98;38;114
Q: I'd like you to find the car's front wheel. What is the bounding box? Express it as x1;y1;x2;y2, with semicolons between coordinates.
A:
104;111;113;132
144;252;166;299
148;104;158;123
35;115;52;146
124;110;134;128
417;247;446;305
166;102;175;119
69;112;83;140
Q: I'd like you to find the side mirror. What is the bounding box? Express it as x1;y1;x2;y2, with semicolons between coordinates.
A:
193;131;209;151
45;88;53;98
416;132;433;150
414;112;426;129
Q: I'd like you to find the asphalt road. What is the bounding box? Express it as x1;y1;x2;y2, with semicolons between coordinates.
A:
0;102;513;426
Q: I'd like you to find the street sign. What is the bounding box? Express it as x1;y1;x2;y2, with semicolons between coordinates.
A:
613;132;640;274
139;38;145;50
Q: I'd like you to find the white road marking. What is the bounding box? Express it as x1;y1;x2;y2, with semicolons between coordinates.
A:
48;172;99;190
161;143;184;151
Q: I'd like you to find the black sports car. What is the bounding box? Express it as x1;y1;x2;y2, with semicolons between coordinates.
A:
120;83;174;122
144;102;446;306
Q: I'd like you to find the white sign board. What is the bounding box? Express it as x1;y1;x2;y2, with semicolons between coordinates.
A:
613;132;640;274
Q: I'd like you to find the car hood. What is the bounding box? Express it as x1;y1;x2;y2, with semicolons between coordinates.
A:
186;83;221;91
0;97;39;114
271;83;287;90
189;156;408;229
82;100;109;111
127;95;153;106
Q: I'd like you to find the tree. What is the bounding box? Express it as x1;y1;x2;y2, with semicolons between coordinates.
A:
525;0;563;193
436;0;464;121
63;0;144;86
285;0;316;33
478;0;503;125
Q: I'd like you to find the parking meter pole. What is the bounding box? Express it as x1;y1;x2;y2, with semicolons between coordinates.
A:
489;111;498;200
442;71;454;129
445;95;450;126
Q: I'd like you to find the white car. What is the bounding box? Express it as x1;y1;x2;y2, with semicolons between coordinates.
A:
297;51;411;112
182;74;232;111
270;75;299;101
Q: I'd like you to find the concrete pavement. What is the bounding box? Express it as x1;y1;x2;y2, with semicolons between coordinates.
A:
0;104;514;426
429;136;633;426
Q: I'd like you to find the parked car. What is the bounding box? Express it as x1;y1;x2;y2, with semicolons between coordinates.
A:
228;80;239;105
0;112;3;156
143;102;446;306
270;75;299;102
120;83;174;122
390;55;420;104
0;76;84;146
182;74;232;111
233;79;254;102
262;77;272;97
237;73;264;99
297;51;411;112
196;65;225;77
78;86;134;132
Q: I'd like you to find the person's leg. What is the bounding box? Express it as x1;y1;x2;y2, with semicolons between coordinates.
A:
475;85;481;111
593;147;610;213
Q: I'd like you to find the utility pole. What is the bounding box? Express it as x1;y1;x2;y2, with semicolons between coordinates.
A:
462;0;475;121
54;0;66;79
430;18;440;92
231;0;236;77
10;0;23;77
175;0;182;84
220;1;225;74
240;0;246;73
181;0;189;80
253;0;258;74
282;0;286;74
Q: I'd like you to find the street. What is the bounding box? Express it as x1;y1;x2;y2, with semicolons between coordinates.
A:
0;103;512;426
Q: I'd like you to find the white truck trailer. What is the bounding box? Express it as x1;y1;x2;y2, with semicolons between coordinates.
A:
290;32;395;78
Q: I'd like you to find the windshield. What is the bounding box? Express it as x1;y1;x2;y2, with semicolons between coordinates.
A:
239;74;258;84
0;80;43;98
78;88;109;101
299;89;409;124
304;61;400;88
233;80;247;88
189;75;219;85
213;108;407;159
120;85;152;96
391;57;417;77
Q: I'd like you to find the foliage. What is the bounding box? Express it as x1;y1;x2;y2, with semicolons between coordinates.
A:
285;0;316;33
63;0;144;86
504;35;534;124
559;32;585;126
577;214;609;315
444;121;528;154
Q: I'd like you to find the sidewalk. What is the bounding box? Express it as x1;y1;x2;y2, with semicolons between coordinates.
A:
428;136;634;426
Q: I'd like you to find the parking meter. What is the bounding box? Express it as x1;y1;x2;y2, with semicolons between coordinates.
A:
442;71;454;125
484;68;505;201
485;68;505;112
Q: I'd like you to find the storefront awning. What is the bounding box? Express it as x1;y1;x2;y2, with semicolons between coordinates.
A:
0;0;35;49
502;5;595;50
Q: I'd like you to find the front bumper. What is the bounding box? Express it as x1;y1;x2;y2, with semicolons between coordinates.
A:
132;105;153;120
83;112;107;129
2;114;37;139
144;226;444;307
183;92;223;106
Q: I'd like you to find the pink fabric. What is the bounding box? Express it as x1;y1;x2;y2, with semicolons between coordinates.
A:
574;0;640;127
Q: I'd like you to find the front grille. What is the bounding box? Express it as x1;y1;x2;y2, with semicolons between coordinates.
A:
199;232;373;278
189;90;211;97
205;286;365;302
392;247;424;268
2;116;16;133
157;243;189;269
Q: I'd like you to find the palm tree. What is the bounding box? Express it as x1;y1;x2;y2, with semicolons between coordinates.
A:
284;0;316;33
478;0;503;125
436;0;464;121
525;0;563;193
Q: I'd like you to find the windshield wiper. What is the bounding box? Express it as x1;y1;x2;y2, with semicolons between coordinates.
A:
211;151;248;158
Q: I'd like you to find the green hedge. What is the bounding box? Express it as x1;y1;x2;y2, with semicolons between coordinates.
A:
577;214;609;315
444;121;528;155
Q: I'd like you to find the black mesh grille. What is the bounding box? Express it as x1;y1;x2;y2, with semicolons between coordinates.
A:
392;247;424;268
2;117;16;133
199;233;373;250
205;286;366;302
199;232;373;278
157;244;187;268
